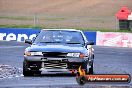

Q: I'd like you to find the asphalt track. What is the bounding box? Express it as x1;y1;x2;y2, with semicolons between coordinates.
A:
0;41;132;88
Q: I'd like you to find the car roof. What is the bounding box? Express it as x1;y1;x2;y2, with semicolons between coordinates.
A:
42;29;82;32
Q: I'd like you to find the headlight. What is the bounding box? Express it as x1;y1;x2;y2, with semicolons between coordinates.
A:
79;53;85;59
31;52;43;56
67;53;80;57
87;45;92;49
24;51;43;56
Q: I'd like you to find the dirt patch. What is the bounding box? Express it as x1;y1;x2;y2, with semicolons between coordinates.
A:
0;64;22;79
0;0;132;29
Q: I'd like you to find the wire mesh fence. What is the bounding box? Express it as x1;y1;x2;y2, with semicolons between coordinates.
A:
0;13;119;30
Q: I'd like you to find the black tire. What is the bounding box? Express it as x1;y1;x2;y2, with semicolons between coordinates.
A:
34;71;41;76
23;60;41;76
84;62;94;74
88;55;94;74
85;64;88;74
89;64;93;74
23;60;32;76
76;76;87;85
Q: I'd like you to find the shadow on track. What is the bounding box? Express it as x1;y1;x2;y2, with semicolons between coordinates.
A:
24;73;76;77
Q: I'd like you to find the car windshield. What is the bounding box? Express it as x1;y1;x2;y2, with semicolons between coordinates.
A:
34;30;85;45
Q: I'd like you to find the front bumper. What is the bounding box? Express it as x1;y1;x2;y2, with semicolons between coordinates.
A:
40;68;78;74
24;56;87;74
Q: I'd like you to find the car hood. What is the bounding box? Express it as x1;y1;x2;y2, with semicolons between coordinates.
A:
26;44;87;53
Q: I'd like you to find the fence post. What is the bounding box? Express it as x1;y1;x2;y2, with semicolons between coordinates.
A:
34;14;38;28
116;18;119;31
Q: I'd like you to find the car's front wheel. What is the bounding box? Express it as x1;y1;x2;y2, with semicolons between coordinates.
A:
89;63;93;74
85;62;93;74
23;60;32;76
23;60;41;76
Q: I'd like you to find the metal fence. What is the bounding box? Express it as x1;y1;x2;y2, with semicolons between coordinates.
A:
0;13;119;30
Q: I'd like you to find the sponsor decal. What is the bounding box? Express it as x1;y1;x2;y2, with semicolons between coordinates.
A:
76;66;131;85
0;28;40;42
0;33;37;42
96;32;132;47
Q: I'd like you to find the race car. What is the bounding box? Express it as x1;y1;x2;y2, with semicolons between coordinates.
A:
23;29;94;76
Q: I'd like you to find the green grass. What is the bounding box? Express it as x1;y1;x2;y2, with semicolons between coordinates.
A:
0;16;66;21
43;17;65;21
0;24;132;32
75;27;132;32
0;16;33;20
1;16;131;32
0;24;42;28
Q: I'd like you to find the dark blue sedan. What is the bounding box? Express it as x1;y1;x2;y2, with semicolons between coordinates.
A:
23;29;94;76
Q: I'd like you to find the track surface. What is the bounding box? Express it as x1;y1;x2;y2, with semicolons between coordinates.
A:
0;41;132;88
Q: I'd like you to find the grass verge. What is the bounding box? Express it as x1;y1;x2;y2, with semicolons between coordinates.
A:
0;25;42;28
0;16;66;21
0;16;33;20
0;24;132;32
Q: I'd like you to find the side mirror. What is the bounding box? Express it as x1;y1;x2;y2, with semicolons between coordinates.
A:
32;37;36;42
86;41;94;49
86;41;94;45
25;39;32;44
